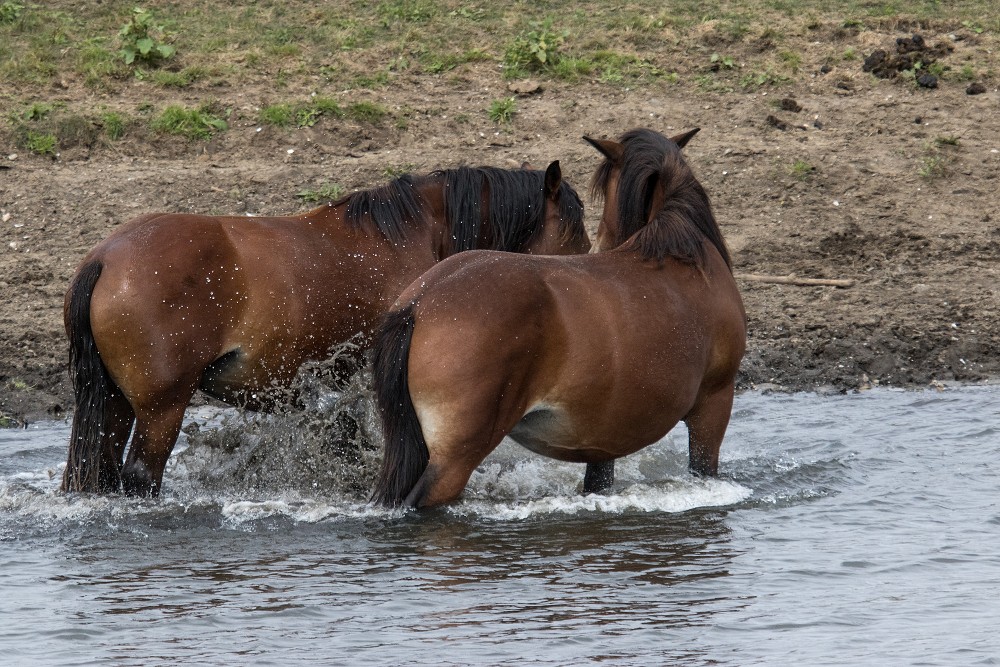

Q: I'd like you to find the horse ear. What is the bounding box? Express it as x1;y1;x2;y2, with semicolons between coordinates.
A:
543;160;562;197
583;136;624;163
669;128;700;149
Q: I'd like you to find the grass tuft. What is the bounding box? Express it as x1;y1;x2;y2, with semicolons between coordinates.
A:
152;104;227;140
297;182;345;203
487;97;516;124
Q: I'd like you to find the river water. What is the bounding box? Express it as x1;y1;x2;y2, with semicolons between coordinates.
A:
2;386;998;666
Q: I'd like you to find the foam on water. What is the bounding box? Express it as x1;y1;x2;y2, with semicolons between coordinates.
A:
1;419;754;531
451;479;753;520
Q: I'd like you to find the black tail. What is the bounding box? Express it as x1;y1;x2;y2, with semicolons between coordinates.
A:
371;304;429;506
62;261;125;493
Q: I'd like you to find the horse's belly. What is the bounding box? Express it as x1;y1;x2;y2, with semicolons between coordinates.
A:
508;405;608;463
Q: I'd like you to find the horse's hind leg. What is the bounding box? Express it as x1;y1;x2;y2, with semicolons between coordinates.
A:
100;392;136;490
405;409;510;508
684;383;736;477
405;447;488;508
121;397;190;497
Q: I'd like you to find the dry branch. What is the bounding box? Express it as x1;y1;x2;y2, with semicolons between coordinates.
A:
735;273;855;288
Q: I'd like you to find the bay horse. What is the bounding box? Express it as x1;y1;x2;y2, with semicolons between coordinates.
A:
372;127;746;508
62;161;589;496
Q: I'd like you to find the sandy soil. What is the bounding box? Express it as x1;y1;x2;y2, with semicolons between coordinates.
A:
2;25;999;424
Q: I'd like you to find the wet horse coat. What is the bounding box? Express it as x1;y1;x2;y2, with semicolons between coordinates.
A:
62;162;589;496
372;128;746;507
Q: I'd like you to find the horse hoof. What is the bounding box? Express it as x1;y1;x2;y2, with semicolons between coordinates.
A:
121;461;159;497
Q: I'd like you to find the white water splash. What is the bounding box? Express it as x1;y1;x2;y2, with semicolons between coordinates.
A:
452;478;752;520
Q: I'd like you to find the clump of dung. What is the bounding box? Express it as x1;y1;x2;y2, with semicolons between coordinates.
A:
862;33;953;87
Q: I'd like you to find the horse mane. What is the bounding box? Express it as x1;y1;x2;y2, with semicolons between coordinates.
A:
438;166;586;252
338;166;586;251
591;128;731;268
341;175;426;245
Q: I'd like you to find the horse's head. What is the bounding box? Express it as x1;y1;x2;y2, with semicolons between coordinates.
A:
525;160;591;256
584;128;699;253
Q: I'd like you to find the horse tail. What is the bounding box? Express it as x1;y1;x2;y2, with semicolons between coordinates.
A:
62;261;124;493
371;303;429;506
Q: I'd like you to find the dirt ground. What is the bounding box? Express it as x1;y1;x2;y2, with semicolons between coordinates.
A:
2;24;999;425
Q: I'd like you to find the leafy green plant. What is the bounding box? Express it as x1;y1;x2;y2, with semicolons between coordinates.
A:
504;18;568;77
21;102;53;121
0;1;24;24
919;153;948;180
739;69;788;88
303;97;343;124
710;53;736;69
488;97;516;124
152;104;227;139
382;163;416;178
961;19;984;34
297;182;345;203
118;7;176;66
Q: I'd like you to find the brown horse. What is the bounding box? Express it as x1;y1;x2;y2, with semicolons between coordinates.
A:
62;161;590;496
371;128;746;508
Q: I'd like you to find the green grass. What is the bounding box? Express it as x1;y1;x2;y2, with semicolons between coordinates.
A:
22;129;57;155
101;111;127;139
297;182;345;203
1;0;998;150
789;159;815;179
0;2;25;25
347;101;388;124
918;153;949;180
382;163;417;177
152;104;227;139
488;97;516;124
918;138;960;180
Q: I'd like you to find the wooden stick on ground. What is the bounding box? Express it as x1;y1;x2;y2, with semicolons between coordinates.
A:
735;273;856;288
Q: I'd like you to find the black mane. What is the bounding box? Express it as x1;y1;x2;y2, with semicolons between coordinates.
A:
591;128;730;268
342;175;425;245
339;166;585;252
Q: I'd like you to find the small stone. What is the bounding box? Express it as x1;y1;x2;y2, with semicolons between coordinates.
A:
507;80;542;95
966;82;986;95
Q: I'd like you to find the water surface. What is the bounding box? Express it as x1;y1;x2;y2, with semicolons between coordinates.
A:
2;386;999;665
